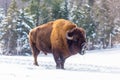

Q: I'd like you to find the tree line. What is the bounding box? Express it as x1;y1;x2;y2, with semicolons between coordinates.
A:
0;0;120;55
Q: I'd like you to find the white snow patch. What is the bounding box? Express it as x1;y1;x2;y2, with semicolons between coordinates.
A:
0;48;120;80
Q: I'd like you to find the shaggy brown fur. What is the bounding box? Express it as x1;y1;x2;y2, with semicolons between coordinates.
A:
28;19;86;69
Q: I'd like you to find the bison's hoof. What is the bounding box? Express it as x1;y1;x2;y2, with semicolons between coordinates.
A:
56;67;60;69
56;65;64;69
56;67;64;69
33;63;39;66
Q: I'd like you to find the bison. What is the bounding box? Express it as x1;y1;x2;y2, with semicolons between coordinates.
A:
28;19;86;69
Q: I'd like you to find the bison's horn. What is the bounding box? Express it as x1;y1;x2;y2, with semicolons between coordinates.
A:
66;31;73;40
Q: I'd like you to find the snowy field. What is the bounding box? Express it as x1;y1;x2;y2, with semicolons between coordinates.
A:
0;48;120;80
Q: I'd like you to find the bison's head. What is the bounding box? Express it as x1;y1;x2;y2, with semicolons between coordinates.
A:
66;27;87;55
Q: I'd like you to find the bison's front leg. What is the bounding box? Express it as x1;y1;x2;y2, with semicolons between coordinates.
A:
53;53;65;69
60;55;65;69
56;58;65;69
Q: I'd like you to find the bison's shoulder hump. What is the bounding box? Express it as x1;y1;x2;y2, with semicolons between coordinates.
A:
52;19;76;31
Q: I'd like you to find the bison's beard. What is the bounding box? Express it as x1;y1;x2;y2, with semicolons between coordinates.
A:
68;42;86;55
79;42;87;55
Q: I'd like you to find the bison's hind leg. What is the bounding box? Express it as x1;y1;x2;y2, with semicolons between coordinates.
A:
33;51;39;66
30;43;40;66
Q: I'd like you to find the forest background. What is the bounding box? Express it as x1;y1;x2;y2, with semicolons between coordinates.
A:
0;0;120;55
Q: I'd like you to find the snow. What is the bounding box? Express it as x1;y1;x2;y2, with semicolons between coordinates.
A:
0;48;120;80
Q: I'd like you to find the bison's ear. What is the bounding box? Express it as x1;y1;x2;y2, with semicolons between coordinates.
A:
66;30;73;40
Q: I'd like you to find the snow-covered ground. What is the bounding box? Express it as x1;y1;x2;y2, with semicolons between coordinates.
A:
0;48;120;80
